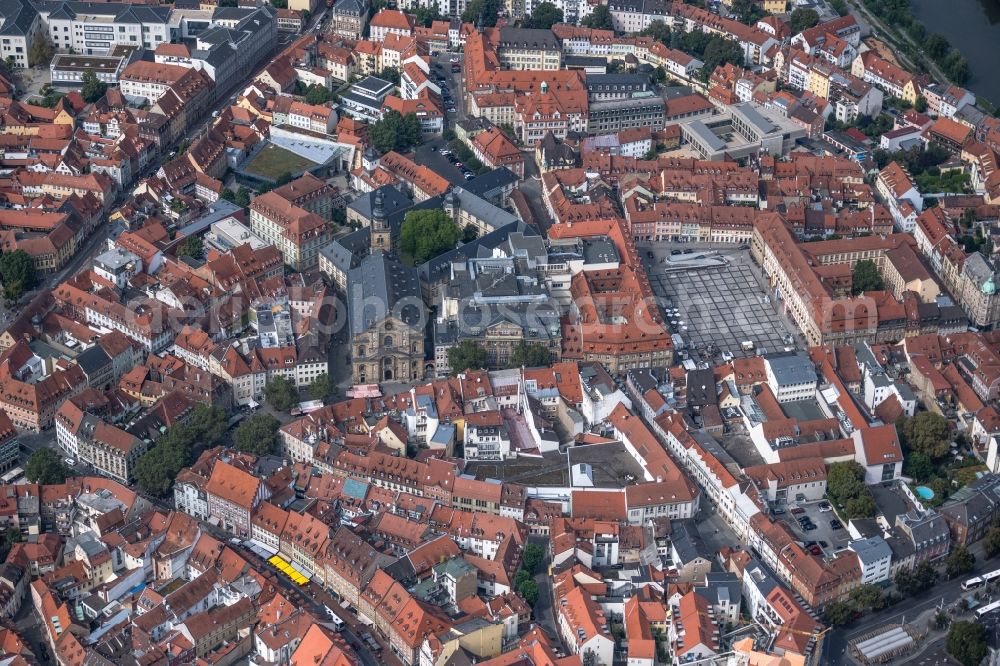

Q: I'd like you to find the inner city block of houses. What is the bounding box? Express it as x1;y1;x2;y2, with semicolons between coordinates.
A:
0;1;999;666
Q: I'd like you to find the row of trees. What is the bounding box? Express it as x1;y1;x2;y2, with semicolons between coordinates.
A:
263;374;336;412
512;543;545;606
860;0;970;84
134;404;228;495
446;339;552;374
822;584;886;626
448;139;490;175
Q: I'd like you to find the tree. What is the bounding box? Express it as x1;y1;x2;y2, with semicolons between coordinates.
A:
946;545;976;579
461;0;504;27
640;20;671;45
580;3;613;29
898;412;951;460
822;600;855;627
522;544;545;573
234;186;251;208
894;567;917;596
447;341;489;374
947;621;988;666
0;527;19;562
904;451;933;482
370;110;422;154
827;461;866;501
914;95;928;113
985;526;1000;558
189;404;228;446
845;494;876;519
179;235;204;259
730;0;763;24
851;259;884;294
943;51;971;85
29;34;54;66
923;34;950;61
264;375;298;411
25;448;72;485
914;559;938;589
275;172;293;186
789;7;819;33
701;36;745;74
378;66;401;84
414;5;441;26
524;1;562;28
0;249;37;301
507;342;551;368
517;578;540;606
309;373;336;402
514;568;531;589
400;208;461;265
305;84;332;105
462;224;478;242
233;413;281;456
81;70;108;103
850;584;886;611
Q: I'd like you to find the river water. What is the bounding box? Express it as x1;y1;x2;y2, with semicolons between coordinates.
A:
910;0;1000;105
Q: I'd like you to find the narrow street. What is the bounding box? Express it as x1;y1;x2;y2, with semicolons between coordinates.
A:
528;535;564;652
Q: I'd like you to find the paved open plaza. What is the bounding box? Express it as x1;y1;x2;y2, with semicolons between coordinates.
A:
644;250;798;362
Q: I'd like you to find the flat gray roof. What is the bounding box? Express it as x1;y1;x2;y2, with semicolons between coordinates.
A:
686;120;727;152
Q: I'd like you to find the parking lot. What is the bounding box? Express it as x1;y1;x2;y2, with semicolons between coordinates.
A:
776;501;852;556
641;244;799;362
412;138;467;186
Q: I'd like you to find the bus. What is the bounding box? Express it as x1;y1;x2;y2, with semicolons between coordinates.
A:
962;576;985;591
0;467;24;485
977;599;1000;619
983;568;1000;585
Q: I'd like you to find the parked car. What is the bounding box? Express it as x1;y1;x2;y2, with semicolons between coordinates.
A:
808;545;823;555
818;503;832;513
791;507;806;515
829;520;843;529
464;173;474;180
671;249;681;255
772;508;785;515
804;523;817;531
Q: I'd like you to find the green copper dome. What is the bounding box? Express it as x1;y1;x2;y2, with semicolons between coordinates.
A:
983;277;996;295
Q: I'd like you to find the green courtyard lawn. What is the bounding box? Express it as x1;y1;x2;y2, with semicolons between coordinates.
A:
243;144;317;181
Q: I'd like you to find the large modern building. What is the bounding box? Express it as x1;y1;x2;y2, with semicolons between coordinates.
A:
680;103;806;161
